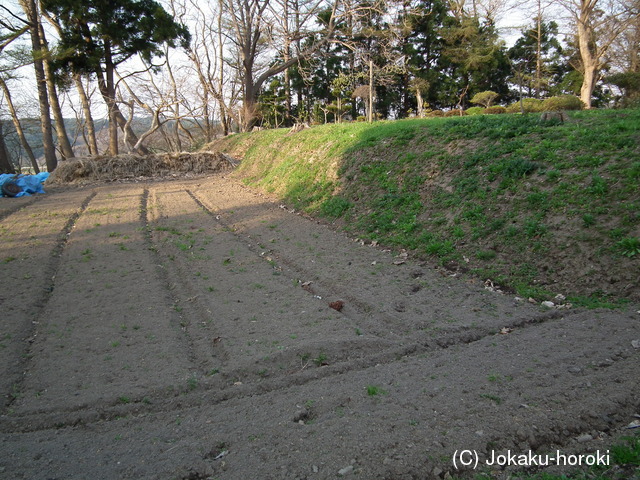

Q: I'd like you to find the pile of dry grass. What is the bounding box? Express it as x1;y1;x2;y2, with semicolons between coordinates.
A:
48;152;239;184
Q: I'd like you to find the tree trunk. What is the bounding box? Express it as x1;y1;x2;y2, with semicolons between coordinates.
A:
242;80;260;132
0;77;40;173
577;16;596;108
368;60;374;123
20;0;57;172
218;0;229;136
96;69;150;155
283;0;292;125
38;21;74;159
103;41;119;155
73;73;99;155
416;89;424;118
535;1;542;98
0;123;17;174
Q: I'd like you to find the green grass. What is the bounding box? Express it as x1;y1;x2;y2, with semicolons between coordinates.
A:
217;109;640;305
366;385;388;396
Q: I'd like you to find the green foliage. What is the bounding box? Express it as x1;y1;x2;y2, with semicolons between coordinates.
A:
470;91;499;108
506;98;545;113
320;196;353;218
366;385;387;396
610;435;640;465
44;0;190;72
607;72;640;105
498;157;540;180
542;95;584;111
465;106;485;115
484;106;507;114
220;109;640;304
617;237;640;257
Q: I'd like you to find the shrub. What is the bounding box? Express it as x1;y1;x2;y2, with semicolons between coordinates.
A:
444;109;466;117
506;98;545;113
471;90;499;108
542;95;584;111
428;110;444;117
484;106;507;114
465;106;485;116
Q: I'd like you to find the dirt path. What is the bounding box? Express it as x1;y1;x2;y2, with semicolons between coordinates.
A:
1;175;638;480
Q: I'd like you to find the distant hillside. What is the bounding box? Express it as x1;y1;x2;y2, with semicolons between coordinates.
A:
2;117;183;168
214;110;640;307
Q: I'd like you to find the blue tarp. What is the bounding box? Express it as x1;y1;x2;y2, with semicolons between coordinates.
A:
0;173;50;197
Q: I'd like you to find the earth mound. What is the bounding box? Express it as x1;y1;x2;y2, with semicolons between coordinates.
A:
47;151;239;184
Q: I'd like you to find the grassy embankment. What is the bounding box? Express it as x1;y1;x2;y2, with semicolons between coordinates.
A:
214;109;640;307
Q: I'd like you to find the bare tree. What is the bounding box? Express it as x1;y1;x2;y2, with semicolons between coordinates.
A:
37;20;74;159
0;121;16;173
73;73;99;155
221;0;342;131
18;0;57;171
0;13;40;171
182;0;232;140
0;76;40;172
41;10;99;155
561;0;635;107
609;0;640;72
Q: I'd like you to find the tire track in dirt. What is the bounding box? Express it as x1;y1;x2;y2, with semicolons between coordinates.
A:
0;182;584;428
147;185;393;381
1;179;638;480
187;182;577;357
144;186;225;373
2;181;594;431
1;189;96;412
5;186;198;421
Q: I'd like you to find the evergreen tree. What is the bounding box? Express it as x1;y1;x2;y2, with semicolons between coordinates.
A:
508;21;563;98
439;15;511;108
401;0;449;111
42;0;190;154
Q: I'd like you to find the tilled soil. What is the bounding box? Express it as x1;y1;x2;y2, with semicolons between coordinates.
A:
1;175;638;480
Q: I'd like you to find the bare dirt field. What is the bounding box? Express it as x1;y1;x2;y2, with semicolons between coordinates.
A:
1;174;639;480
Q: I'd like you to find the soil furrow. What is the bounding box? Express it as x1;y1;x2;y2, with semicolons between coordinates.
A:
0;178;638;480
7;187;195;418
0;305;592;434
0;195;39;222
1;189;96;412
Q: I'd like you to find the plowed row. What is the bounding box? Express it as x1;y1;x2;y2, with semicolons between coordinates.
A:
1;176;638;480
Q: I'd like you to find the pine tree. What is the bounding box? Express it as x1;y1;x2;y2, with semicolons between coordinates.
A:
42;0;190;154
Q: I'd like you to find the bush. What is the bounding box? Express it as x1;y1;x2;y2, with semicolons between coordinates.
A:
465;106;485;116
484;106;507;114
542;95;584;111
444;109;466;117
506;98;545;113
471;90;499;108
428;110;444;117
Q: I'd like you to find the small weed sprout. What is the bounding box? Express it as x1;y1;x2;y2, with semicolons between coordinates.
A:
366;385;387;396
187;374;198;391
617;237;640;257
313;352;327;367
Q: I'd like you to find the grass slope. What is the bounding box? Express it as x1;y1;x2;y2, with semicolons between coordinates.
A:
214;110;640;307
